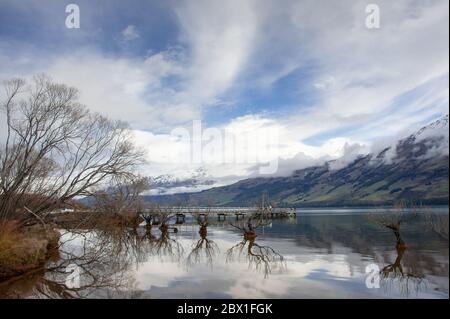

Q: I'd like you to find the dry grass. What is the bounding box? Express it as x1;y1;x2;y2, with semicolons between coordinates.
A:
0;221;59;280
0;221;23;260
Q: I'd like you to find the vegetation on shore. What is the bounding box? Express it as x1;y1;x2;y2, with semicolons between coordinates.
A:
0;75;447;286
0;75;146;281
0;222;60;280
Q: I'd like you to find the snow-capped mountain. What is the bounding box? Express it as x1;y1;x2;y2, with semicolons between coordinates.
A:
148;168;216;195
147;115;449;206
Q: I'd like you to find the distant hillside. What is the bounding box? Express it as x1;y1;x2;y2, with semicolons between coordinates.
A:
145;115;449;207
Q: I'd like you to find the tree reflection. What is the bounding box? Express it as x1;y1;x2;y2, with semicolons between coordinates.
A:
186;214;219;269
94;223;148;265
135;208;185;262
151;223;184;262
0;229;137;298
0;218;187;299
226;216;285;278
379;234;426;297
370;205;426;297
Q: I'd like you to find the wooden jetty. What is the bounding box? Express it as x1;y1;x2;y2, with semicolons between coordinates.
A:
139;206;297;224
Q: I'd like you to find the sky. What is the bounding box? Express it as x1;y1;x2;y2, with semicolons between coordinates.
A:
0;0;449;194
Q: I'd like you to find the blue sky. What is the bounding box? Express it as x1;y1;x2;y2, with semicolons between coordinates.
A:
0;0;449;192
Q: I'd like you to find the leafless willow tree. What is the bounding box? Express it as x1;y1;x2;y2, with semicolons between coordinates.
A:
368;202;425;296
186;211;219;268
378;226;426;297
92;176;149;215
91;175;150;229
144;204;178;229
425;212;449;240
368;202;419;248
227;215;285;278
0;75;144;225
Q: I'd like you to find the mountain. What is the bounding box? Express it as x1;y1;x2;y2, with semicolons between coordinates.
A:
145;115;449;207
148;168;216;195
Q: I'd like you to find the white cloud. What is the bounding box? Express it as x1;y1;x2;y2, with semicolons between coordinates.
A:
288;0;449;132
174;0;259;106
0;0;448;192
131;114;371;190
43;50;186;129
121;25;140;41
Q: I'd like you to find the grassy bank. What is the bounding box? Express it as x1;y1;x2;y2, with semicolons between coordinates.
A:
0;222;60;281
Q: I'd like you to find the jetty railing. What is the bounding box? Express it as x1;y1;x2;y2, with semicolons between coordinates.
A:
138;207;297;224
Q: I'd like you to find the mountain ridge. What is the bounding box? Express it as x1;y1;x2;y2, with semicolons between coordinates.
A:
145;115;449;207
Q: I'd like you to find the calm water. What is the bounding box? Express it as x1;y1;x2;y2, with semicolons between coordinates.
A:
1;208;448;299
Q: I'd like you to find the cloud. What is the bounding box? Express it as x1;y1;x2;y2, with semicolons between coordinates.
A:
131;114;372;190
44;49;187;129
0;0;448;193
121;25;140;41
288;0;449;136
173;0;259;108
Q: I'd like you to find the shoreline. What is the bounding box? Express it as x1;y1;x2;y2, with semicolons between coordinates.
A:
0;224;60;282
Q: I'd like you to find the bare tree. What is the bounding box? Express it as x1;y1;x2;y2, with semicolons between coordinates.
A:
0;75;144;225
378;227;425;297
367;201;418;248
425;212;449;240
92;176;149;215
186;211;219;268
227;215;285;278
147;204;177;229
368;202;425;296
91;175;150;228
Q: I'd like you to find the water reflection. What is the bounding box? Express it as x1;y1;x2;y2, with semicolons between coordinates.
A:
151;225;184;262
0;209;448;299
369;211;426;297
0;228;137;298
227;216;285;278
379;242;426;297
186;214;219;269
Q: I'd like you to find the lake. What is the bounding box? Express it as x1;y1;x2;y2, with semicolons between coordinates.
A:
0;207;448;299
